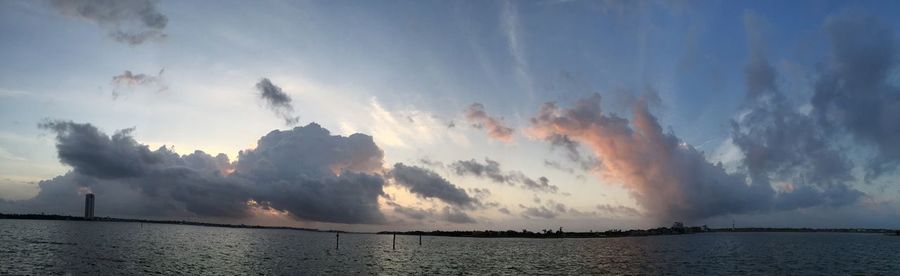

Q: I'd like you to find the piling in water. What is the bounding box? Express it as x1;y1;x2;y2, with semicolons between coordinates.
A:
419;235;422;246
336;233;339;250
392;234;396;250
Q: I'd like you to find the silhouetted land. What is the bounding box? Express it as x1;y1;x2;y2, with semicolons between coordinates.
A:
0;213;345;233
379;225;900;239
3;213;897;238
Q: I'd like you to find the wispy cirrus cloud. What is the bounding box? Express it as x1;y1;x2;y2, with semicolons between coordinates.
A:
500;0;534;98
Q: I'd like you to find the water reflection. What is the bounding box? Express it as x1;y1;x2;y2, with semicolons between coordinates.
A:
2;220;899;275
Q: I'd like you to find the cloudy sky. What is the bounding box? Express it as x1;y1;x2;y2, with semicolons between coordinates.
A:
1;0;900;231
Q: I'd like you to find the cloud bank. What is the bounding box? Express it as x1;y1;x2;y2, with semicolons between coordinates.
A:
233;122;386;223
516;13;900;222
20;121;388;224
13;120;489;225
51;0;168;45
811;14;900;180
528;93;863;221
732;12;855;191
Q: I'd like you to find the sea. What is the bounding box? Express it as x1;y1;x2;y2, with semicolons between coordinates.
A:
1;219;898;275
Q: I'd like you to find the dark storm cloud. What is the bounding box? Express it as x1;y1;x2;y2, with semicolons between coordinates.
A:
50;0;168;45
773;184;864;211
450;158;558;193
465;103;514;142
111;69;166;99
34;120;252;218
731;12;855;188
24;121;388;224
235;123;385;179
728;12;900;215
528;92;863;221
255;78;300;126
38;121;159;179
811;14;900;180
233;123;386;224
388;163;478;209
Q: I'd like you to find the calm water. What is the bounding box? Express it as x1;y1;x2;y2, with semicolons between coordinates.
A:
1;220;898;275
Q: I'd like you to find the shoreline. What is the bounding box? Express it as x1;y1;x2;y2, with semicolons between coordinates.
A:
380;228;900;239
0;213;348;234
3;213;898;238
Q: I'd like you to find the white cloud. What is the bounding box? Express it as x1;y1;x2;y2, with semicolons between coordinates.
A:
710;137;744;172
366;98;469;150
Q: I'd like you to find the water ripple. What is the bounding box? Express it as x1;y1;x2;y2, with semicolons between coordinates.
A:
1;220;899;275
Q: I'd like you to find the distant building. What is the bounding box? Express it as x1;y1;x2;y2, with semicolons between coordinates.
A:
84;193;94;220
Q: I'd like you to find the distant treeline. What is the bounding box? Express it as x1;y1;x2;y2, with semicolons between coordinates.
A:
717;227;898;234
0;213;340;233
3;213;897;238
379;226;900;239
379;226;707;239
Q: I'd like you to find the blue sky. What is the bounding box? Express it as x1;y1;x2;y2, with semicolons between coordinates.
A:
1;0;899;231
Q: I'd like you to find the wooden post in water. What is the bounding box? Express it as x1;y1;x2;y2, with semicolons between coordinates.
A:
419;234;422;246
392;233;396;250
335;233;340;250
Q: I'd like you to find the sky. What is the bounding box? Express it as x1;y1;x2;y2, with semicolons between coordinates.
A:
1;0;900;232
